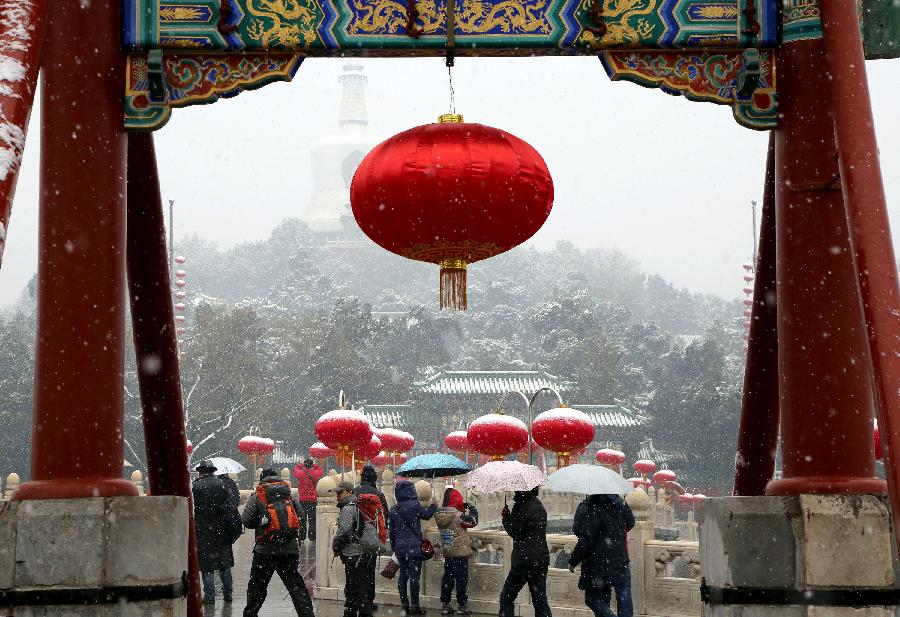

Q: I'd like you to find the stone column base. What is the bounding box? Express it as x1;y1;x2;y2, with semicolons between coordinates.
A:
0;496;188;616
700;495;899;616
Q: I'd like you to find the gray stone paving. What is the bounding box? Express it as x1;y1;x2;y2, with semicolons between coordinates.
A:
200;533;442;617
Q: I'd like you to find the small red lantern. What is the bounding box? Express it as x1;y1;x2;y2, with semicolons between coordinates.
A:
664;480;686;495
176;269;187;278
596;449;626;466
356;433;383;461
175;255;186;264
633;459;656;476
468;413;529;461
532;407;595;468
237;435;275;455
315;409;372;452
175;280;186;288
445;430;469;453
175;291;186;299
351;114;554;310
310;442;336;460
626;477;648;488
186;439;193;455
378;428;415;454
653;469;677;484
371;451;390;467
678;492;694;503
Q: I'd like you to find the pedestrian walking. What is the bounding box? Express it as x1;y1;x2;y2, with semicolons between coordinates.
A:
293;457;323;542
569;494;636;617
388;480;437;616
192;460;235;605
354;465;389;611
434;487;477;615
498;487;552;617
241;468;315;617
332;480;375;617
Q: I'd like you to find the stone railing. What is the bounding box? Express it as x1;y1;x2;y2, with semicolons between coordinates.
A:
314;477;701;617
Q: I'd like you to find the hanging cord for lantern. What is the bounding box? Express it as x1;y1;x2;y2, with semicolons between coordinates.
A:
447;65;456;114
445;0;456;68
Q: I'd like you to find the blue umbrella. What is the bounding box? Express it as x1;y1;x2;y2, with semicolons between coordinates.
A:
397;453;471;478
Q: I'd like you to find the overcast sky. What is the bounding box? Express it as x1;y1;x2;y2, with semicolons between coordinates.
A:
2;56;899;308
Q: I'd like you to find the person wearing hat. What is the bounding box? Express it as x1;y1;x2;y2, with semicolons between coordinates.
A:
192;460;234;604
241;468;314;617
332;480;373;617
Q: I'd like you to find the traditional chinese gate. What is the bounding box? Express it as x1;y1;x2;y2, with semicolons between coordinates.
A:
0;0;899;615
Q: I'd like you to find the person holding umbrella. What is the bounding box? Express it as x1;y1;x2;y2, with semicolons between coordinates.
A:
568;494;635;617
498;487;552;617
389;479;438;616
192;460;234;604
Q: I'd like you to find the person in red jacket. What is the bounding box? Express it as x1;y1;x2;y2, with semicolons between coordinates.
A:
293;458;323;542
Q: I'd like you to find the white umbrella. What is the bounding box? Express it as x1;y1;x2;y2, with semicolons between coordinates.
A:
464;460;546;493
544;464;634;496
195;456;247;475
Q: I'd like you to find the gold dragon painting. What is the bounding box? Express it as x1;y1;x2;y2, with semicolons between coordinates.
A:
246;0;319;48
578;0;657;47
347;0;551;36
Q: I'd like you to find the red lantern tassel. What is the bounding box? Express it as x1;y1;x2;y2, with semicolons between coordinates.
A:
440;259;468;310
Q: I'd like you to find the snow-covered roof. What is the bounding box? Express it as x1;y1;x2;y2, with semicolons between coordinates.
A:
414;370;571;396
362;404;416;429
572;404;649;428
638;438;687;465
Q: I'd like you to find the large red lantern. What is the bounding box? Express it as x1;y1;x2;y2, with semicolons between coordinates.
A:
372;451;390;467
468;413;529;461
350;114;554;310
445;430;469;453
532;407;595;468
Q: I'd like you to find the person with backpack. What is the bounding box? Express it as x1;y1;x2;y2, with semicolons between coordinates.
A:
568;495;636;617
293;458;323;542
498;487;552;617
434;487;478;616
388;480;438;616
192;460;235;605
241;468;315;617
332;480;387;617
354;465;389;611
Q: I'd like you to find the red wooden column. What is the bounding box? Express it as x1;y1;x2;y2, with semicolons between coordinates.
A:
732;134;779;496
765;37;885;496
819;0;900;540
14;0;137;499
0;0;48;268
127;132;203;616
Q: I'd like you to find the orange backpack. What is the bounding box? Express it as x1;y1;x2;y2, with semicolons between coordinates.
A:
255;481;301;545
356;493;388;545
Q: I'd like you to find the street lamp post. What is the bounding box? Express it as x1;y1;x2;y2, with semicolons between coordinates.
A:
494;387;564;465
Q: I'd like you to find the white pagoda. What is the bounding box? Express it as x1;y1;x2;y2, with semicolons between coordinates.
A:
302;61;379;234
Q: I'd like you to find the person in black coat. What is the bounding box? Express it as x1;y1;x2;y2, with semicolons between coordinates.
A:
354;465;389;611
568;494;636;617
241;468;315;617
192;460;235;604
498;487;552;617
